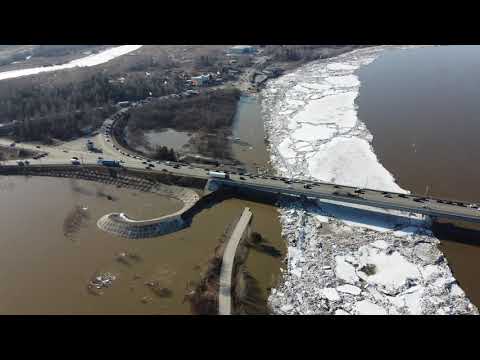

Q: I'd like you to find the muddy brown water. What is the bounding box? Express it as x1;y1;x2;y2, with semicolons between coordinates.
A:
232;95;271;173
144;128;191;152
0;175;285;314
0;94;285;314
357;45;480;306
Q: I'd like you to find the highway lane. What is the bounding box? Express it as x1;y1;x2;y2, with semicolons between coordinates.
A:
5;155;480;224
217;176;480;223
3;104;480;224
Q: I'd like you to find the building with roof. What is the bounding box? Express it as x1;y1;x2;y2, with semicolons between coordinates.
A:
229;45;256;55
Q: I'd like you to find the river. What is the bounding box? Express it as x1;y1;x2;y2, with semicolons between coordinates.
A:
232;95;271;172
0;175;285;314
0;93;285;314
356;45;480;306
0;43;286;314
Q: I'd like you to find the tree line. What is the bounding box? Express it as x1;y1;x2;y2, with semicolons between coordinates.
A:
127;88;241;133
152;146;177;161
0;71;185;142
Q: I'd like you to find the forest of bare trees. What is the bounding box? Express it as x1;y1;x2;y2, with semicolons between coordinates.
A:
127;88;241;133
0;70;184;142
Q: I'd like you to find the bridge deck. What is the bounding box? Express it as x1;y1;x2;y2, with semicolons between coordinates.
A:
217;178;480;224
2;162;480;224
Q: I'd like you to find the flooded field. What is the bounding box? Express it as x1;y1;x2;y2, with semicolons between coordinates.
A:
356;45;480;306
144;128;191;152
0;175;285;314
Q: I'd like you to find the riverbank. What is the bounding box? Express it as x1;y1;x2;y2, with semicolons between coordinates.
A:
261;46;478;314
0;45;143;81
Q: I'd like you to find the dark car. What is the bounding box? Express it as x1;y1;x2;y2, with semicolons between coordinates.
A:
240;176;246;180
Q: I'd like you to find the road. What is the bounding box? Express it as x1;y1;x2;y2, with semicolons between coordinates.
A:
5;153;480;224
3;106;480;225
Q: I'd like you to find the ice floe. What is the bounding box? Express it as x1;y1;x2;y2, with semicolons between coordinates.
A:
263;45;477;315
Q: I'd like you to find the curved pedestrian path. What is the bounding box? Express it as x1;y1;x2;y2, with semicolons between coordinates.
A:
219;207;252;315
97;187;200;239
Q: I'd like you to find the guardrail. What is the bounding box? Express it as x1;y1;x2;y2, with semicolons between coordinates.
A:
217;179;480;224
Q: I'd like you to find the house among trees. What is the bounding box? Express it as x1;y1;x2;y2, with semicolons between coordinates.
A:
228;45;257;55
191;74;211;86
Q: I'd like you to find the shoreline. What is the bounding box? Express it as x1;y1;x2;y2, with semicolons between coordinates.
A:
260;46;478;315
0;45;143;81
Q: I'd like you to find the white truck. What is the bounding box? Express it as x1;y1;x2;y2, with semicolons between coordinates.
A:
208;171;230;179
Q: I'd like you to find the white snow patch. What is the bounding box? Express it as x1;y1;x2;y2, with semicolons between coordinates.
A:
0;45;143;81
393;226;421;237
321;288;341;301
370;240;390;250
335;256;359;284
337;284;362;295
390;286;424;314
354;300;387;315
357;245;421;291
450;283;466;297
291;123;337;142
290;92;358;129
308;137;404;192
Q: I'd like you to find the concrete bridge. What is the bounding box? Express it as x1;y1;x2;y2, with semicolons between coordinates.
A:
2;162;480;227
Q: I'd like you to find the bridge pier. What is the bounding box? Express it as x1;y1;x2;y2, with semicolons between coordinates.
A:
423;214;437;228
204;179;220;195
